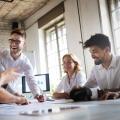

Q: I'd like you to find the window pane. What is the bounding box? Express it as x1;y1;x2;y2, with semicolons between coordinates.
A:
47;53;59;68
46;27;55;43
109;0;120;55
58;25;67;51
58;37;67;51
117;48;120;55
60;49;68;62
47;40;58;55
59;49;68;76
112;9;120;29
109;0;119;11
49;66;61;91
114;29;120;49
45;20;68;91
49;67;60;82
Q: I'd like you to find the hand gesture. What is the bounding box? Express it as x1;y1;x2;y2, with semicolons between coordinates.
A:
35;95;45;102
0;68;21;86
100;91;120;100
16;96;29;105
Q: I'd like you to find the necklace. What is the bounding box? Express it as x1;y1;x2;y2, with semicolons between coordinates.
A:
67;72;77;85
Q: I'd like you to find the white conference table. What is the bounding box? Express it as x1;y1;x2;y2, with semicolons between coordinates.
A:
0;99;120;120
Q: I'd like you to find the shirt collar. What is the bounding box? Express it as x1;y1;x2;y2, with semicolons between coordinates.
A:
8;50;24;61
71;72;76;79
108;55;117;68
97;55;116;70
67;72;77;79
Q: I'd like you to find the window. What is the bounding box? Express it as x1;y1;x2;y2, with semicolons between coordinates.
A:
108;0;120;54
45;20;68;91
38;2;66;91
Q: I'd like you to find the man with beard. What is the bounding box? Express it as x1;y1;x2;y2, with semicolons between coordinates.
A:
0;29;44;102
70;34;120;101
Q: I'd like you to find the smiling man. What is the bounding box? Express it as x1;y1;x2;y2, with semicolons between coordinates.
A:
83;34;120;100
0;29;45;102
70;34;120;101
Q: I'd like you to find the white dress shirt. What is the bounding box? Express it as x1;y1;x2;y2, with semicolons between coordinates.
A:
55;71;86;93
85;55;120;90
0;49;42;96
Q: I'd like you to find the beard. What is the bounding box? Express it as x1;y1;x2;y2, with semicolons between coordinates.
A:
94;59;103;65
10;48;22;58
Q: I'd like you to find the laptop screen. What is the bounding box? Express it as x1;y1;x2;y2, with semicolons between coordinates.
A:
22;74;50;93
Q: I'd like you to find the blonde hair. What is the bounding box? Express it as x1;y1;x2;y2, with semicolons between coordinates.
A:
62;53;81;73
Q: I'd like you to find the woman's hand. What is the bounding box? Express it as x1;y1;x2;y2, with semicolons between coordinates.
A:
53;92;70;99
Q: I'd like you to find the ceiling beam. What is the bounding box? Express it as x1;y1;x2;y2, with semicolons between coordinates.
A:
0;0;14;2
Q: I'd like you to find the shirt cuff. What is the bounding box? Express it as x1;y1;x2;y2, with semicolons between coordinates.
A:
90;88;98;99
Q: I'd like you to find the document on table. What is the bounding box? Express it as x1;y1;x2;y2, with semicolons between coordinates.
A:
0;99;78;116
0;104;19;115
49;99;74;104
0;100;59;116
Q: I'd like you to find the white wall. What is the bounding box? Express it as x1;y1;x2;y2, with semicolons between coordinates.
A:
25;23;41;74
99;0;115;54
64;0;102;77
38;29;48;74
64;0;86;75
78;0;102;77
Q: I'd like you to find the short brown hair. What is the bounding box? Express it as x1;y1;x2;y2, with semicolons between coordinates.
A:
11;29;26;39
84;33;111;50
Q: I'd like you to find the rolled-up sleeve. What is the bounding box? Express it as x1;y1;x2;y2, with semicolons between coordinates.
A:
55;80;64;93
23;59;43;97
85;69;98;88
0;50;5;72
77;72;86;87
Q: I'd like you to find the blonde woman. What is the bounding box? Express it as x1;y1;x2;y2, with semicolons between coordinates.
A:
53;53;86;99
